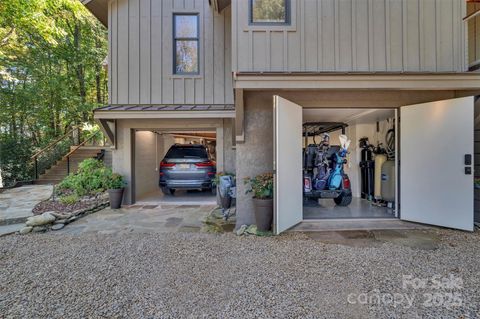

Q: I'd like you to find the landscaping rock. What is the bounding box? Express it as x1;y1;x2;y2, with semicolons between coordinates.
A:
54;219;67;225
235;224;248;236
51;224;65;231
26;212;56;227
19;226;33;234
32;226;47;233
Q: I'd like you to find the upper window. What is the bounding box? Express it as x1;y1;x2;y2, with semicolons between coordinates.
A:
249;0;290;25
173;14;199;75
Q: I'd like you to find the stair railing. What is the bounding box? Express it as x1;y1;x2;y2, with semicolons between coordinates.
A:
63;130;102;175
31;126;81;180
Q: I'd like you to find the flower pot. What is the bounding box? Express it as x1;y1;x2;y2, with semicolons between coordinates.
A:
253;198;273;231
108;188;124;209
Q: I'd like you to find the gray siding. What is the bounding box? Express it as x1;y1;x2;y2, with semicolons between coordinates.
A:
232;0;467;73
468;3;480;68
109;0;234;105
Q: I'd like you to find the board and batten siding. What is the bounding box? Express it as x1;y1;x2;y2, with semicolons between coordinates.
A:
468;2;480;68
232;0;467;73
108;0;234;105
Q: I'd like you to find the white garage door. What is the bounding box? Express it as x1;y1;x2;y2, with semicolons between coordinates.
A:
400;97;474;231
273;96;303;234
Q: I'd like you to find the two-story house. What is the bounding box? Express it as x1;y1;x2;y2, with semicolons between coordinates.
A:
83;0;480;234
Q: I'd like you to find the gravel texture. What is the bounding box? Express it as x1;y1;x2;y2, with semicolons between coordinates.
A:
1;230;479;318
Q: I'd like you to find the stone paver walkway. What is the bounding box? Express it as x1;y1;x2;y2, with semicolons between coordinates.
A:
0;185;53;225
58;204;216;235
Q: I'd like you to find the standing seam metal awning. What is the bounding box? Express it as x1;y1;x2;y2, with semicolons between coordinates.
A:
94;104;235;112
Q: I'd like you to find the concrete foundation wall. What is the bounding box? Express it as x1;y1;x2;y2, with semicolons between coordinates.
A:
235;94;274;227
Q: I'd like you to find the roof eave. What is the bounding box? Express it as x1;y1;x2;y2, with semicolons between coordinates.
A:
81;0;108;27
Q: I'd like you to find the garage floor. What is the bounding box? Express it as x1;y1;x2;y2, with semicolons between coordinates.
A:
303;197;395;219
136;189;216;205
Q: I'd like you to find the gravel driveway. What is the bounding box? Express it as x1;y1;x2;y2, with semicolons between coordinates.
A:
1;230;479;318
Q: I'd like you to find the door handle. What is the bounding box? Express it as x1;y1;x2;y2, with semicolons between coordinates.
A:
465;154;472;166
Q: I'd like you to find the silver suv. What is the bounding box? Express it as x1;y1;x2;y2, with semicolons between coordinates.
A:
159;144;216;195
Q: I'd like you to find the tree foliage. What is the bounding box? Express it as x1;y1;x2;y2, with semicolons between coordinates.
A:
0;0;107;186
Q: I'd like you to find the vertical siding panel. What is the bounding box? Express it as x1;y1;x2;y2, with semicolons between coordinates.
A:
316;0;323;70
129;0;140;104
117;0;129;104
112;0;118;104
322;0;336;70
436;0;453;71
139;0;151;104
285;0;301;71
420;0;437;71
304;0;317;71
368;0;374;71
173;78;184;104
388;0;403;71
252;32;267;71
185;79;195;104
270;32;284;71
355;0;369;71
162;0;173;104
300;0;305;70
224;6;233;104
151;0;162;103
476;5;480;65
194;0;204;104
338;0;352;71
231;0;238;71
404;0;420;71
214;12;225;103
287;31;301;71
204;1;214;103
372;0;387;71
108;0;113;104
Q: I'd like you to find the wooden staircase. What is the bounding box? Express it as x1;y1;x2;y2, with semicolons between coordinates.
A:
35;147;105;185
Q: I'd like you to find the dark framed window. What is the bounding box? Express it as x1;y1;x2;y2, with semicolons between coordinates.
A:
249;0;290;25
173;14;199;75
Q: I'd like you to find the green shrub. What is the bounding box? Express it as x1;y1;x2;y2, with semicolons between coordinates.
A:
59;194;79;205
57;159;125;196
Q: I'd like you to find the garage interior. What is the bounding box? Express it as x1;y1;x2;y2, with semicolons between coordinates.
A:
302;108;397;220
134;129;217;204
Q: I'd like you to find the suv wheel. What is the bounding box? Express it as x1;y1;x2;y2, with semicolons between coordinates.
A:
334;192;352;206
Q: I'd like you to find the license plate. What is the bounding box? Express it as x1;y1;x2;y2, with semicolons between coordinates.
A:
178;164;190;169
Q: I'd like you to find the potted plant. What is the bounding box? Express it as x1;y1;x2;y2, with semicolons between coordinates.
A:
244;173;273;231
106;172;126;209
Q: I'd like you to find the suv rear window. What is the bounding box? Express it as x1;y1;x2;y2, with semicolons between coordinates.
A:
165;147;208;159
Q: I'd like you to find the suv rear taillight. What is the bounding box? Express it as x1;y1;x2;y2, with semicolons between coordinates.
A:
160;162;176;168
194;161;215;167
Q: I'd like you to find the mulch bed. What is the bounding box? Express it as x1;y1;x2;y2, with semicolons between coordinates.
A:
32;195;108;215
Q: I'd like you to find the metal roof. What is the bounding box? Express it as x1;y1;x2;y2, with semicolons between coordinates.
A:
94;104;235;112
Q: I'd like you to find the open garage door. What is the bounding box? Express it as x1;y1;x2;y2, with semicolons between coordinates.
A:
274;96;303;234
400;97;474;231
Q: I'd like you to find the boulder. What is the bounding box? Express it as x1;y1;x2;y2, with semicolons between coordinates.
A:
26;212;56;226
19;226;33;235
32;226;47;233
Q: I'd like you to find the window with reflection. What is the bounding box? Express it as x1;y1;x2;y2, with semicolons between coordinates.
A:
174;14;199;74
250;0;290;25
